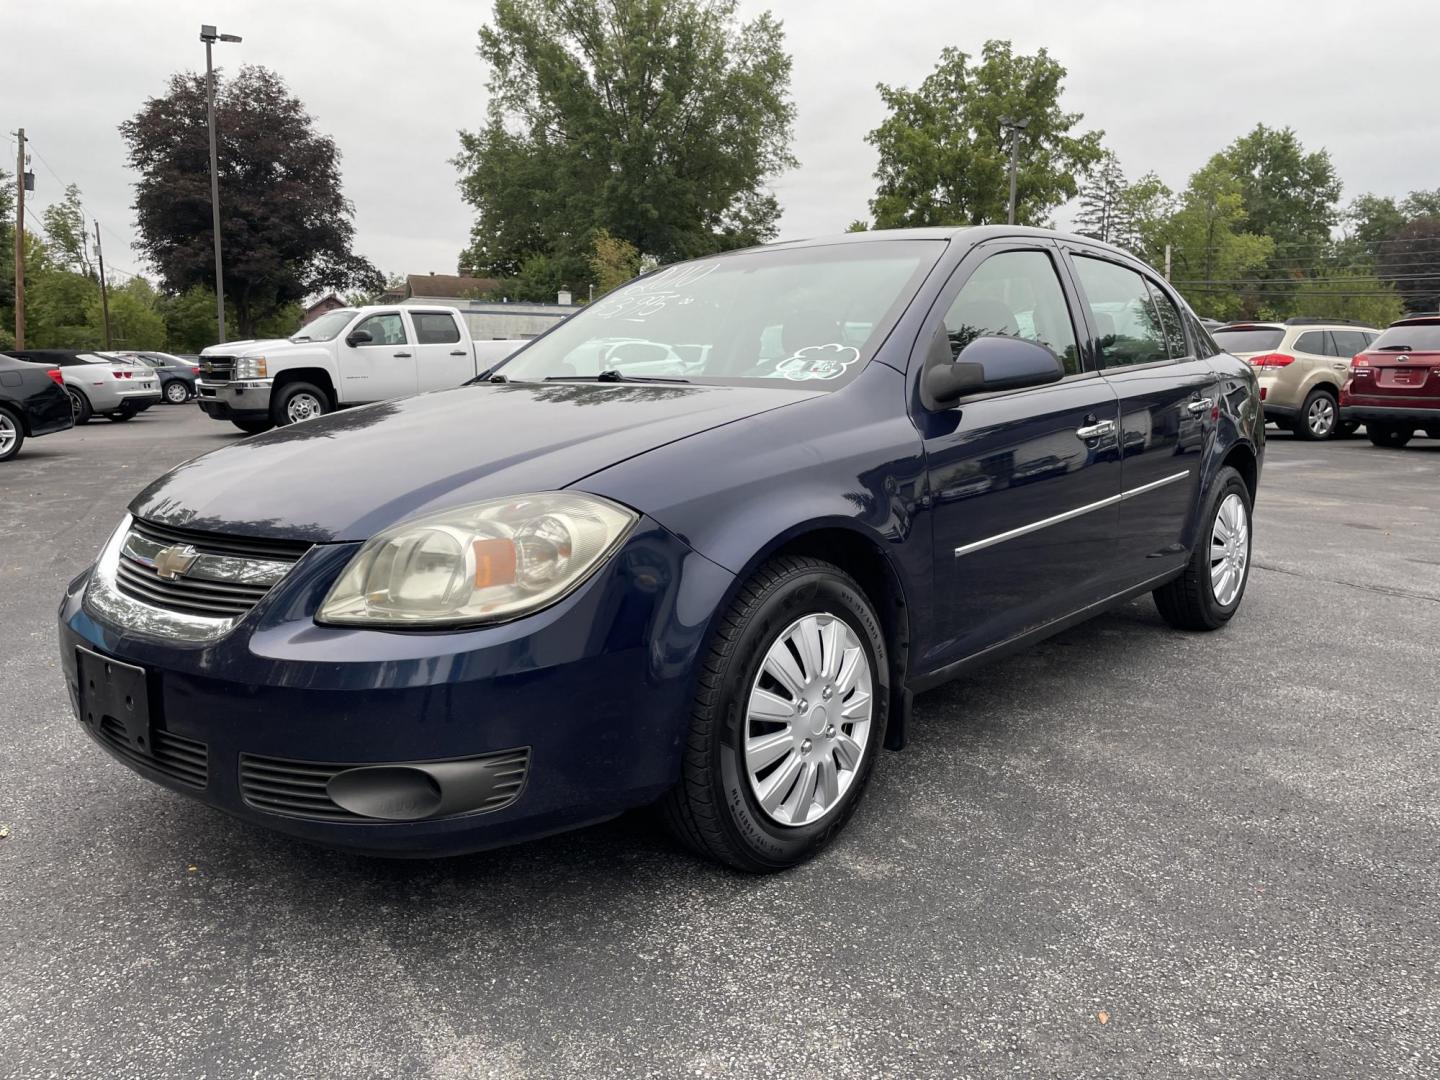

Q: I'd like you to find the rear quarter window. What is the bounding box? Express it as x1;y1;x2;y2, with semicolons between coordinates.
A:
1212;327;1284;353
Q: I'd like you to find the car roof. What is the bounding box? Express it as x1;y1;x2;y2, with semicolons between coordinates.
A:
1389;313;1440;326
728;224;1145;261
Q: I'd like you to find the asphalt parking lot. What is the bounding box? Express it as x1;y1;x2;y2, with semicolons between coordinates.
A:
2;405;1438;1079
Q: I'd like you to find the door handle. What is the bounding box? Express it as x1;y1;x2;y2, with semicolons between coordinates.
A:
1075;418;1115;440
449;350;467;356
1186;397;1214;414
1332;362;1348;370
393;352;412;358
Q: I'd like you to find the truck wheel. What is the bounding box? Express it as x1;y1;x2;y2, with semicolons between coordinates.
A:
272;382;330;426
659;555;889;872
232;418;274;435
67;388;92;425
1297;388;1338;440
0;406;24;462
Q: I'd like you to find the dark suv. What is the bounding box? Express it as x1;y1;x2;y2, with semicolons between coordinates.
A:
1341;314;1440;447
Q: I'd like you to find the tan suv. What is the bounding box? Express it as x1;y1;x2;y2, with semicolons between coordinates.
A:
1211;319;1379;440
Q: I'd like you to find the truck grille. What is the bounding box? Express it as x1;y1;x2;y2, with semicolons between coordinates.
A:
239;749;531;822
95;716;209;789
199;355;234;380
114;518;310;621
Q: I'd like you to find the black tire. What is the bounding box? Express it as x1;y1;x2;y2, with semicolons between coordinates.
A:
0;405;25;463
67;387;92;425
1153;465;1252;632
231;418;274;435
659;556;889;872
1296;388;1339;441
272;381;331;426
106;412;133;422
163;380;189;404
1335;420;1359;438
1368;425;1413;448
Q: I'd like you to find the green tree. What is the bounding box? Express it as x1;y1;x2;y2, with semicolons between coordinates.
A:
1212;124;1341;265
455;0;796;288
1165;160;1274;320
42;184;92;276
120;65;382;339
1379;216;1440;313
1290;269;1405;327
1075;150;1127;243
589;229;641;297
27;265;101;348
865;40;1103;229
1112;171;1173;264
92;276;167;350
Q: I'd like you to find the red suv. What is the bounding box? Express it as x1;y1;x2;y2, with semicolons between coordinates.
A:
1341;314;1440;447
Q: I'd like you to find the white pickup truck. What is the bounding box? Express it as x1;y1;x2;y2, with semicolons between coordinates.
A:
195;305;525;433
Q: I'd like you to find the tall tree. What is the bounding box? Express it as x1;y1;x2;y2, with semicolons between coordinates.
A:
865;40;1103;229
1164;160;1273;320
120;65;381;339
42;184;92;277
455;0;796;289
1111;171;1174;265
1075;150;1127;243
1379;216;1440;314
1211;124;1341;266
589;229;641;297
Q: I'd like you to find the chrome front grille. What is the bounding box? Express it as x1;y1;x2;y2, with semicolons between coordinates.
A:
199;355;234;380
113;518;310;621
239;749;531;822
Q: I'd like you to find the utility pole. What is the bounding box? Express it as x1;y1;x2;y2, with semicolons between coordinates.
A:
13;128;25;349
1164;244;1172;281
999;117;1029;226
94;221;113;349
201;24;242;346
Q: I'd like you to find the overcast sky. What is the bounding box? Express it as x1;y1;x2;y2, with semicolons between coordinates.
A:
6;0;1438;286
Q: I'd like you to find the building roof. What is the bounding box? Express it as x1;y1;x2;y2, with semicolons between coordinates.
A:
407;273;500;299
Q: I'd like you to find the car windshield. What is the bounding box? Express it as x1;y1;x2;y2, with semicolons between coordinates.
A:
292;309;357;342
1372;323;1440;351
1212;327;1284;352
496;241;943;388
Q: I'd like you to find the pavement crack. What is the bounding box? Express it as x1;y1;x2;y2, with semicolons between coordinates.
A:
1253;561;1440;606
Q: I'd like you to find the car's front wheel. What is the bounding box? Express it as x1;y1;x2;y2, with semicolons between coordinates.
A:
231;418;274;435
661;556;889;871
272;382;330;426
0;406;24;462
1154;465;1252;631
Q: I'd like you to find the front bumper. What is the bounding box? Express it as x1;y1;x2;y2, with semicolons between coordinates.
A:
196;380;272;421
58;517;733;857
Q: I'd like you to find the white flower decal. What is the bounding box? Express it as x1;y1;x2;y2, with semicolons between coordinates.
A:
774;343;861;381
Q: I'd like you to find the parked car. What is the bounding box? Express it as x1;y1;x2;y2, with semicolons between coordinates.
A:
128;352;200;403
1341;313;1440;447
7;349;162;424
1210;318;1378;440
60;226;1262;870
0;352;74;461
195;306;526;434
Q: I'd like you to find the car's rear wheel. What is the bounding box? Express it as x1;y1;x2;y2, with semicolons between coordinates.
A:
1297;388;1338;441
272;382;330;426
660;555;889;871
67;387;92;425
1368;425;1413;448
164;380;189;404
232;418;274;435
1154;465;1252;631
0;406;24;462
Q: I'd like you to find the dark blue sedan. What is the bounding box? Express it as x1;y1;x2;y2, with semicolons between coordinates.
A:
59;227;1262;870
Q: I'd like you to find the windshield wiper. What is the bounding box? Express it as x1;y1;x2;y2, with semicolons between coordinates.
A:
544;374;691;385
1376;344;1412;351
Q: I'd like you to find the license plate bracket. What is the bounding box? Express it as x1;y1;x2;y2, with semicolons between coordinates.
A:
76;647;154;751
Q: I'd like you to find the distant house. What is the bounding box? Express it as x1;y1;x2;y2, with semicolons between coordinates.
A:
379;271;583;340
301;292;346;326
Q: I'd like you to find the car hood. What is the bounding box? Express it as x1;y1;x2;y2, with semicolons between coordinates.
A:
130;380;822;541
201;338;292;356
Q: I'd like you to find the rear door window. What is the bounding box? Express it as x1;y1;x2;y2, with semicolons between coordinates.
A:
1293;331;1328;355
1071;256;1170;367
412;312;462;345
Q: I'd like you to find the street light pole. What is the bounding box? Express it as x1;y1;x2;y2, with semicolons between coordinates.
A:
200;24;241;346
999;117;1029;226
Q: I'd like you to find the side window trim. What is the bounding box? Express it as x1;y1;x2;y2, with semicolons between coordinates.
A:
908;238;1091;381
1144;277;1193;361
1062;247;1178;372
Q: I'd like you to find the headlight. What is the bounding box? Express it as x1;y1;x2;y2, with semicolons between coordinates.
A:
233;356;267;379
316;493;638;628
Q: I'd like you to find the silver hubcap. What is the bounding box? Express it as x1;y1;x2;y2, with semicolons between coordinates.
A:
167;382;187;402
744;613;873;828
68;390;84;417
0;414;16;454
286;393;323;423
1308;396;1335;436
1210;492;1250;606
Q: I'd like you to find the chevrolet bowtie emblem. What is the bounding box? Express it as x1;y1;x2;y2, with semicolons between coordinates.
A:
153;544;200;580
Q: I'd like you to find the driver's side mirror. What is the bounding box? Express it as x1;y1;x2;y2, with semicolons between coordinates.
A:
345;329;373;348
922;331;1065;409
